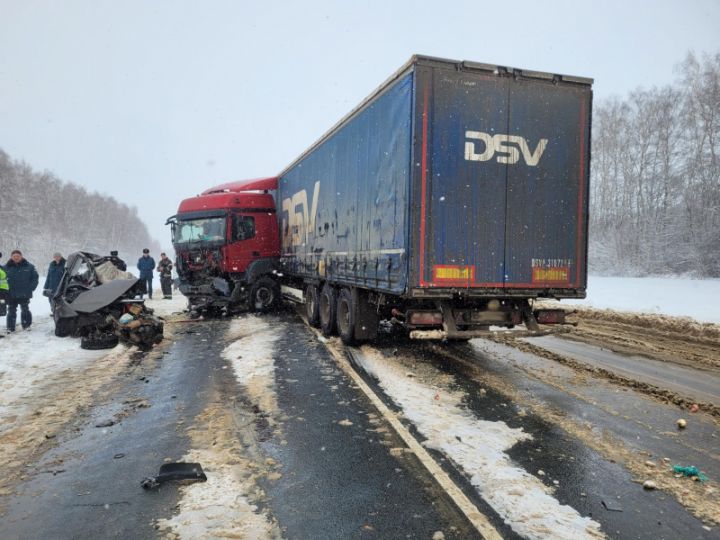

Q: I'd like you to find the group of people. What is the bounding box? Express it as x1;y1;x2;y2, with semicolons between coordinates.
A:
0;248;175;335
137;249;174;300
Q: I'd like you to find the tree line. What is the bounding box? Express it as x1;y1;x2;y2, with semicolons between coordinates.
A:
590;51;720;277
0;148;160;272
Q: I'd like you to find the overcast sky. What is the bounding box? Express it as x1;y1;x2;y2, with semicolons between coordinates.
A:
1;0;719;250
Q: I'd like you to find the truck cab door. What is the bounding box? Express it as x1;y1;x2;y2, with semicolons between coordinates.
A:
225;214;260;274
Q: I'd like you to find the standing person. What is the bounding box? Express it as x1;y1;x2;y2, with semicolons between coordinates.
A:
0;252;8;319
156;252;173;300
137;248;155;299
43;252;66;307
5;250;39;333
109;250;127;271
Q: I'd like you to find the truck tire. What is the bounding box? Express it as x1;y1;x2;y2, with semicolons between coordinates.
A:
305;285;320;327
319;284;337;336
336;287;356;345
249;277;279;312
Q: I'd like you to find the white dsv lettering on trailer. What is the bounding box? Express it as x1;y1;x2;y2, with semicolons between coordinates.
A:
282;181;320;248
464;130;548;166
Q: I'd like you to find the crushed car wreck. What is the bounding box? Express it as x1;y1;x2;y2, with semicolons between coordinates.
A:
48;251;164;349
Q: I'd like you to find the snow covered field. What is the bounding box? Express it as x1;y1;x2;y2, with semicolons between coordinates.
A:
559;276;720;324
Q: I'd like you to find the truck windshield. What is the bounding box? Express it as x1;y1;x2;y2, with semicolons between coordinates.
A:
173;217;227;244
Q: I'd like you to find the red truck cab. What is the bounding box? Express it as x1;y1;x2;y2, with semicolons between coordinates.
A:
168;177;280;314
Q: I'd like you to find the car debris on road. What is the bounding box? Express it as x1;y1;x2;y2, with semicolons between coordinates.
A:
141;462;207;490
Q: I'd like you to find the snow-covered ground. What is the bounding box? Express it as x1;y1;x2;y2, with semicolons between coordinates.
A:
0;288;185;427
558;276;720;324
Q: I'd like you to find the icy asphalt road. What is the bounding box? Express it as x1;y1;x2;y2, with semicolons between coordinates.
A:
0;308;717;539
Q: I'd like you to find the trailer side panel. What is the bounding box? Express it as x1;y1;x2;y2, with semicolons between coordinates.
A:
278;72;414;294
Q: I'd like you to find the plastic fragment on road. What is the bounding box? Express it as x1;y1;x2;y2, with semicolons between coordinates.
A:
141;462;207;490
642;480;657;490
676;418;687;429
601;499;623;512
672;465;709;482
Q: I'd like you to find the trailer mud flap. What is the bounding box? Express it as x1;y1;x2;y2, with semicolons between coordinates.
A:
522;304;540;331
353;288;379;341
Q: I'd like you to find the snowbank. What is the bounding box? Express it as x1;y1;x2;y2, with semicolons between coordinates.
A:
560;276;720;324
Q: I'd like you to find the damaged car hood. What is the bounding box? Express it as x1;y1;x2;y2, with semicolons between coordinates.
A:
69;279;138;313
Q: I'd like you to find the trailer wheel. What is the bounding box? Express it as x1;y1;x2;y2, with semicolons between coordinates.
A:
249;277;279;312
305;285;320;327
336;288;356;345
319;284;337;336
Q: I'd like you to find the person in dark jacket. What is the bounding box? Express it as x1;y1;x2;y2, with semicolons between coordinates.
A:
137;248;155;299
109;250;127;271
0;252;8;319
5;250;39;332
43;252;66;306
156;252;173;299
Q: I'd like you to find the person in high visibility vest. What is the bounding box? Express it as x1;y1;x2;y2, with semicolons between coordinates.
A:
0;252;9;318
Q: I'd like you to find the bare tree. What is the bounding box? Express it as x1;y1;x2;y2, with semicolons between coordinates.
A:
590;51;720;277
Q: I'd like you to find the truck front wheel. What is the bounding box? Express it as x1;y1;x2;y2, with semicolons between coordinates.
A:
319;284;337;336
305;285;320;327
249;277;279;313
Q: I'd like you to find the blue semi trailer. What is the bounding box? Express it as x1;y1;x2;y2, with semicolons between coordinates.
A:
277;55;592;343
173;55;592;342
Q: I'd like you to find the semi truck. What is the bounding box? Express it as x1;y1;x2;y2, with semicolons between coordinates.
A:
168;55;592;343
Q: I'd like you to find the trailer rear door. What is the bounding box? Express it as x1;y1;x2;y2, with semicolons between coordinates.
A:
411;62;591;293
503;79;590;289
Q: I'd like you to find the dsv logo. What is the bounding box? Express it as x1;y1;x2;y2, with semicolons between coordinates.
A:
464;130;548;166
281;181;320;248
